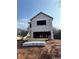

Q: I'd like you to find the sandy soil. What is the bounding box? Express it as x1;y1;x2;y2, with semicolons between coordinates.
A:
17;39;61;59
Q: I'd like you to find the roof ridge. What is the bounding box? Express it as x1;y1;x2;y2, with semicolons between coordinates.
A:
30;12;53;21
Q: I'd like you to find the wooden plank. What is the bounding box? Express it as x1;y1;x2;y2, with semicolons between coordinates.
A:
27;38;48;41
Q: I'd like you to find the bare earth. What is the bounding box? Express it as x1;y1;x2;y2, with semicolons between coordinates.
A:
17;39;61;59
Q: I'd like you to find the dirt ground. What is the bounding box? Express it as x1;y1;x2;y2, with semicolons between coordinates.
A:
17;39;61;59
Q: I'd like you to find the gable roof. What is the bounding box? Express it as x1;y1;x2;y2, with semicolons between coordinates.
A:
30;12;53;21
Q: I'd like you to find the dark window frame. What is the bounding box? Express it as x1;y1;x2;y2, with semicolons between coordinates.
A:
37;20;46;25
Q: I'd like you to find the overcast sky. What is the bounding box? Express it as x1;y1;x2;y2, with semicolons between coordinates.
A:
17;0;61;30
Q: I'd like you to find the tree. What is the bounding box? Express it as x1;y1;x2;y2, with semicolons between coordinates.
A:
17;28;28;37
53;27;61;39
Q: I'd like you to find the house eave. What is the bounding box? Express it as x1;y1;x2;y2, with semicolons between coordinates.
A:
30;12;53;21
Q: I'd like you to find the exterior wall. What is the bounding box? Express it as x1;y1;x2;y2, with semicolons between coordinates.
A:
30;13;53;39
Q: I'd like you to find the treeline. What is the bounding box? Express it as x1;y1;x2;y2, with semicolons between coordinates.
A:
53;27;61;39
17;29;28;37
17;27;61;39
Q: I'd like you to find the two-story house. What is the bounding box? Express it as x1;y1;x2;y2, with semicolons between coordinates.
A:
28;12;54;39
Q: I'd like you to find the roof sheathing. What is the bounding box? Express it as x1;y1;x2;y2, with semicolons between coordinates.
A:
30;12;53;21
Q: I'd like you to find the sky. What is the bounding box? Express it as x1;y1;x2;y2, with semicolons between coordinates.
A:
17;0;61;30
